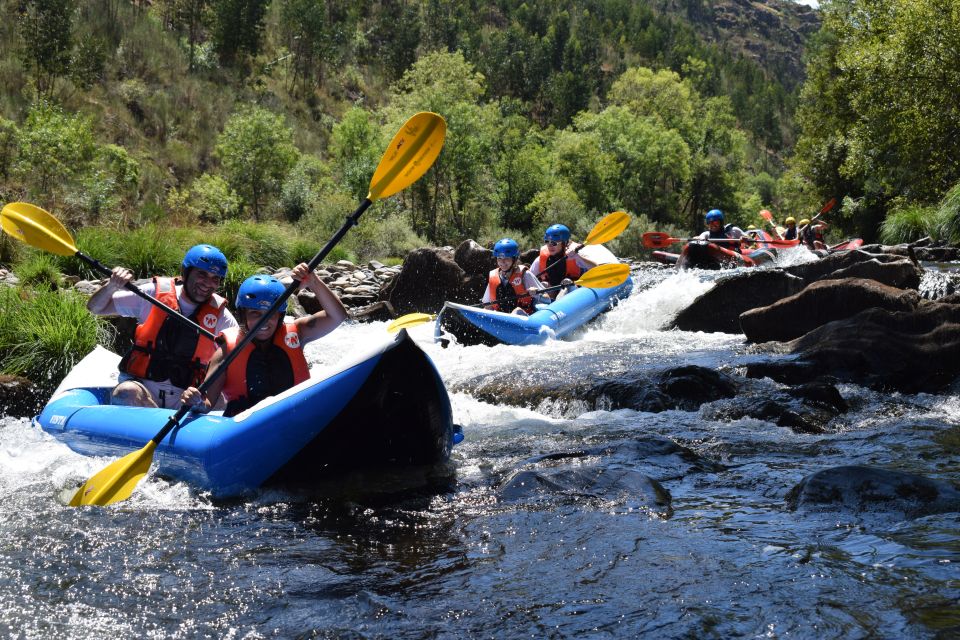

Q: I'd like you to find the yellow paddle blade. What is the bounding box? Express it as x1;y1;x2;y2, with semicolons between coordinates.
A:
575;262;631;289
387;312;435;333
1;202;78;256
368;112;446;201
69;442;157;506
583;210;630;246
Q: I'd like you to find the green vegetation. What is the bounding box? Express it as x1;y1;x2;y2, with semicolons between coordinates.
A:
1;0;814;253
791;0;960;241
0;286;114;394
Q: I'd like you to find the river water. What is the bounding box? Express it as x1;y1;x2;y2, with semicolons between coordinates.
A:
2;258;959;638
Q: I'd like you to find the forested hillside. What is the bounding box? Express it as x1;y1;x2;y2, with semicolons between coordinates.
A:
0;0;818;259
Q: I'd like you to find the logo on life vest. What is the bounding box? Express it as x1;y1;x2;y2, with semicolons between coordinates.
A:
284;331;301;349
202;313;218;329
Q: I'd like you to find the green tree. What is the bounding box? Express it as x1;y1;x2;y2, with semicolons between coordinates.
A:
17;0;76;94
329;107;383;202
211;0;269;67
793;0;960;238
383;50;498;243
215;106;299;220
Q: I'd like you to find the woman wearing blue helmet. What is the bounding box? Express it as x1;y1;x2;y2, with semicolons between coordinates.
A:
86;244;238;408
529;223;597;299
482;238;546;315
181;262;347;416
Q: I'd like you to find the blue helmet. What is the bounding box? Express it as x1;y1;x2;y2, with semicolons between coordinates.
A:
544;224;571;242
236;275;287;313
493;238;520;259
705;209;724;225
182;244;228;278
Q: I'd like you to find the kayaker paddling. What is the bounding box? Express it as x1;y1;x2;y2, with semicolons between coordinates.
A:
180;263;347;417
529;224;597;299
483;238;547;316
86;244;238;409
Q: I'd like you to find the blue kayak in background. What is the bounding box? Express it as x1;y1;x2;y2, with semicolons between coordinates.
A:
35;330;458;498
435;274;633;347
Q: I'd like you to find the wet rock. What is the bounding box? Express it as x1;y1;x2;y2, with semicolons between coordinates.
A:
740;278;920;343
498;466;671;514
461;365;739;415
453;239;495;279
0;375;42;418
348;300;396;323
671;270;806;333
702;380;847;435
784;250;921;289
787;465;960;518
746;301;960;393
381;248;478;315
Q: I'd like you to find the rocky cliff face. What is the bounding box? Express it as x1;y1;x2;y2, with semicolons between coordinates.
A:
658;0;821;88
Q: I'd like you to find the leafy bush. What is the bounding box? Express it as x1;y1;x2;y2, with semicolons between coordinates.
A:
348;212;426;261
879;204;935;244
0;287;114;393
167;173;241;224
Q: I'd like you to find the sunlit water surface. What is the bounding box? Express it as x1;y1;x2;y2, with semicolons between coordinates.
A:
2;260;959;638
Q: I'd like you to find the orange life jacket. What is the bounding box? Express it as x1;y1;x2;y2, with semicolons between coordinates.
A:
219;322;310;415
119;277;226;388
487;267;535;314
537;246;582;288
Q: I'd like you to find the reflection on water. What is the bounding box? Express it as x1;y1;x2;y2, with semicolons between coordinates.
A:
1;267;959;638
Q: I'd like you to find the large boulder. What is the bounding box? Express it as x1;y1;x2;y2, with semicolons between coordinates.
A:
670;270;806;333
784;250;921;289
787;465;960;518
746;301;960;392
381;248;479;315
740;278;920;343
453;239;495;280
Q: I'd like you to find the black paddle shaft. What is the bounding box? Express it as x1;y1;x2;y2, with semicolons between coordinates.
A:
77;251;216;341
149;198;374;446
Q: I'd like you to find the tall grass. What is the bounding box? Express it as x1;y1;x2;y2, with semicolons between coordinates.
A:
0;287;114;393
13;252;62;290
879;204;935;244
934;182;960;244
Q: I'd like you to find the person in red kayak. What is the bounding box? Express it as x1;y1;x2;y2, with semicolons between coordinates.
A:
180;264;347;417
800;218;829;250
87;244;238;408
482;238;546;315
528;224;597;299
677;209;747;269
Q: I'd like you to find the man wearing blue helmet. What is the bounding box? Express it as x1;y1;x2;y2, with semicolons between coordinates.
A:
482;238;547;315
180;262;347;416
86;244;238;408
529;223;597;299
677;209;751;269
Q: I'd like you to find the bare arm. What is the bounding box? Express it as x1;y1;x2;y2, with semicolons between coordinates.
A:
86;267;133;315
291;263;348;343
180;346;228;412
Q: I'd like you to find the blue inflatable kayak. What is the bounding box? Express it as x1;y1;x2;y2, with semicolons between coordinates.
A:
35;330;458;498
434;275;633;347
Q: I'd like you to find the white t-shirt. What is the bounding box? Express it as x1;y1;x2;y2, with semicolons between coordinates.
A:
482;269;546;304
112;282;238;408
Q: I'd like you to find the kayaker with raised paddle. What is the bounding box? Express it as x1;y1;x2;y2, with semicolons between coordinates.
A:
86;244;238;408
483;238;547;316
529;223;597;300
180;263;347;417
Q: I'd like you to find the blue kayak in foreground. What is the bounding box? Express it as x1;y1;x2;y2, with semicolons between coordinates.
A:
434;275;633;347
35;330;458;498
